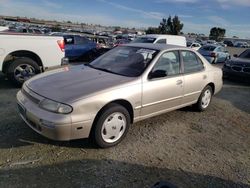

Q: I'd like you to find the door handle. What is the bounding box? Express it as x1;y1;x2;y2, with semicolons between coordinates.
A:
203;75;207;79
176;80;183;85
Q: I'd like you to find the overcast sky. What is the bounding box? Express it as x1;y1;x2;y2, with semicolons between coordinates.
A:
0;0;250;38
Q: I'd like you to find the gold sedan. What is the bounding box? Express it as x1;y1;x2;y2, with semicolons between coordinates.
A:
17;43;222;148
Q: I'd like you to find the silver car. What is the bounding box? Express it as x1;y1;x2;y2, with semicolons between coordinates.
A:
17;43;223;148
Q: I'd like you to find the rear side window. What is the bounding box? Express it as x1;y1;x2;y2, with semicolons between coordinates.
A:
156;39;166;44
181;51;204;74
75;37;91;45
201;46;216;51
64;36;74;44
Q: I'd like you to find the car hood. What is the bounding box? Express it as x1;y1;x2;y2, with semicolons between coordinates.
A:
230;57;250;66
26;65;135;103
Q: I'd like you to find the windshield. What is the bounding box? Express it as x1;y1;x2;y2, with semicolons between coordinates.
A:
89;46;158;77
239;49;250;59
132;37;156;43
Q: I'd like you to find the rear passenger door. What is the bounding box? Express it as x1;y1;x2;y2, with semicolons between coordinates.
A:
181;51;207;105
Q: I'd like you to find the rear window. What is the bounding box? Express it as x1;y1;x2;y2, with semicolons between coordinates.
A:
132;37;156;43
200;46;216;51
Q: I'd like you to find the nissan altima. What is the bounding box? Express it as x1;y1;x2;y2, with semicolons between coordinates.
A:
17;43;223;148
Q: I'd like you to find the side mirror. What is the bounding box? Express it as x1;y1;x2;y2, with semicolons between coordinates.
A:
148;70;167;79
233;54;238;58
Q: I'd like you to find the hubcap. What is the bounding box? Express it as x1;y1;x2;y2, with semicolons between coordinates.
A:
14;64;36;83
201;89;212;109
101;112;126;143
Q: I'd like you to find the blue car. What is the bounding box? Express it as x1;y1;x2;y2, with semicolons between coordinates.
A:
64;35;98;62
198;45;230;64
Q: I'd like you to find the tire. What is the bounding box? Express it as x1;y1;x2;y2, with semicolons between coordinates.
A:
7;57;40;87
92;104;131;148
194;85;213;112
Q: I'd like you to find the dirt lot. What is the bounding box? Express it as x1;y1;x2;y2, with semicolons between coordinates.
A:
0;50;250;187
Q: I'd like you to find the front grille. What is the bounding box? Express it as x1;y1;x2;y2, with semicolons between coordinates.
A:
22;88;40;104
243;67;250;73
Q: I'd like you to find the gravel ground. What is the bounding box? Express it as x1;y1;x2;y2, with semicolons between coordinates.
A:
0;51;250;187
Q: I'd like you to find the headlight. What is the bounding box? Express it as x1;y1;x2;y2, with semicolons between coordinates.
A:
39;99;73;114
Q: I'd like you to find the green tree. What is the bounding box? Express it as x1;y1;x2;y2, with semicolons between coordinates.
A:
166;16;173;34
159;18;168;34
172;15;183;35
146;15;183;35
209;27;226;41
145;27;159;34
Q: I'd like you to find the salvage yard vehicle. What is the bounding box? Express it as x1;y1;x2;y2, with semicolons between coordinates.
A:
0;33;67;86
198;44;230;64
63;35;98;62
223;49;250;79
132;34;187;47
17;43;222;148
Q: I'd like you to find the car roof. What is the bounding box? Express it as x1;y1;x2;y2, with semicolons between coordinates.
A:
123;43;185;50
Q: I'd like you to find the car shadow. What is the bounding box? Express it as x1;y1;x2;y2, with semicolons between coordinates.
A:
215;79;250;114
0;159;249;188
0;73;18;89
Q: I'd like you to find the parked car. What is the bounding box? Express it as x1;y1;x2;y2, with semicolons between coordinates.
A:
131;34;186;47
217;42;227;47
0;33;66;86
234;41;249;48
187;42;201;50
223;49;250;79
223;40;234;47
198;45;230;64
17;43;222;148
64;35;98;62
113;39;131;47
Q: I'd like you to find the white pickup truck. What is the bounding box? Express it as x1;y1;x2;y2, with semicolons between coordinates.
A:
0;33;67;86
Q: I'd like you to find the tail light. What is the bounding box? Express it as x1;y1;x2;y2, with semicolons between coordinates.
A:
210;52;217;57
57;39;65;52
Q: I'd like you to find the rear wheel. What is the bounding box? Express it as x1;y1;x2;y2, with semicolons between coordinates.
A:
92;104;130;148
7;57;40;87
194;85;213;111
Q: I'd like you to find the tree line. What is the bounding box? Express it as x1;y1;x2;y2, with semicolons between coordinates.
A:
146;16;183;35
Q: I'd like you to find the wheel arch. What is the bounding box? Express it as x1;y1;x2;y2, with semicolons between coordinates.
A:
2;50;43;73
93;99;134;126
207;82;215;94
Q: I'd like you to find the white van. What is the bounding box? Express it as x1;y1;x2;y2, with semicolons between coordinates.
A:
132;34;186;47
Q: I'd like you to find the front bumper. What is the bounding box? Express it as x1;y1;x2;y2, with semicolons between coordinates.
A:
223;66;250;79
16;90;92;141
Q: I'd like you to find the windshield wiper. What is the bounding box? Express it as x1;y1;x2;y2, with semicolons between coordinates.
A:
86;64;115;74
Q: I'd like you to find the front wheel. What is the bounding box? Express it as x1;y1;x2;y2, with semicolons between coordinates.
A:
92;104;130;148
7;57;40;87
194;85;213;111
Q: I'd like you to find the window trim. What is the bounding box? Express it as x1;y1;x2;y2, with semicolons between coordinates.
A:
147;50;182;81
180;50;205;75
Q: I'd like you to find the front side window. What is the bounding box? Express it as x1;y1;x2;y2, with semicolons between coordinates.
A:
151;51;180;77
181;51;204;74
